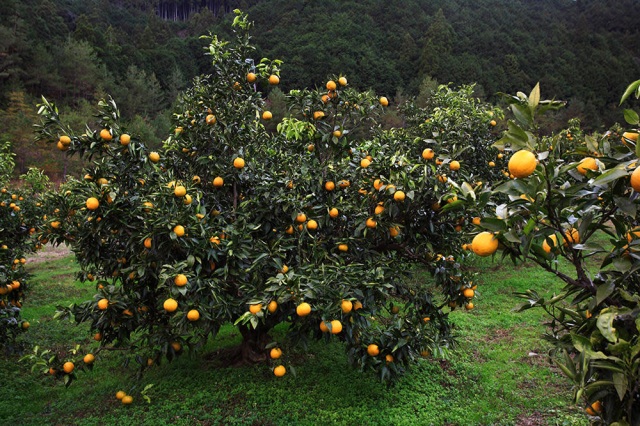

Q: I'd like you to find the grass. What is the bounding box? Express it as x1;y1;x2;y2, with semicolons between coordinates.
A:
0;250;591;426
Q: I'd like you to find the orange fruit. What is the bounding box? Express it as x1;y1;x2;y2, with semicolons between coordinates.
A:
213;176;224;187
268;75;279;85
330;320;342;334
465;302;474;310
249;303;262;314
463;288;474;298
273;365;286;377
422;148;434;160
449;160;460;171
367;344;380;356
313;111;325;120
97;298;109;310
508;150;537;178
174;274;188;287
187;309;200;321
542;234;558;253
354;300;363;310
116;391;126;400
171;342;182;351
385;354;394;363
375;204;385;215
472;217;481;226
163;298;178;312
338;244;348;252
285;225;294;234
622;132;638;143
83;354;95;364
262;111;272;120
326;80;337;91
329;208;339;218
59;135;71;145
268;300;278;313
471;232;499;257
389;226;400;237
247;72;257;83
206;114;216;125
270;348;282;359
360;158;371;168
577;157;597;175
143;238;152;249
488;161;496;167
296;302;311;316
93;332;102;341
631;166;640;191
120;134;131;145
373;179;383;190
341;300;353;314
394;191;405;202
173;225;185;237
338;77;347;86
174;185;187;197
149;152;160;163
325;181;335;191
366;217;377;228
99;129;112;140
564;228;580;245
63;361;74;374
379;97;389;106
295;213;307;223
122;395;133;405
307;219;318;230
490;120;497;126
333;130;342;138
319;321;329;332
86;197;100;210
233;157;245;169
21;321;29;329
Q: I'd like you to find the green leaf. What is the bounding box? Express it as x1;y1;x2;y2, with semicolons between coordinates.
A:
623;109;640;125
591;165;628;186
613;372;628;401
528;83;540;111
597;312;618;343
620;79;640;105
596;282;615;306
572;333;609;359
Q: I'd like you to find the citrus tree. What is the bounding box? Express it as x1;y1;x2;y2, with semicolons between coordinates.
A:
469;82;640;424
0;144;46;352
33;11;482;388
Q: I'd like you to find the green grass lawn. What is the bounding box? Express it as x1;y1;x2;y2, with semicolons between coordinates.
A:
0;250;590;426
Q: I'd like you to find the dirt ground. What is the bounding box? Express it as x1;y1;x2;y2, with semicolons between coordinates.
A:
27;243;72;264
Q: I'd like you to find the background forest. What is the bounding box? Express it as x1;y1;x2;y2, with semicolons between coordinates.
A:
1;0;639;180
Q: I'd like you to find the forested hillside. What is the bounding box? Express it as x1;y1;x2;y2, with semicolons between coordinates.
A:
1;0;638;179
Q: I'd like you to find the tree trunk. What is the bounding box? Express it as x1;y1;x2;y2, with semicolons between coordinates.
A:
208;322;272;367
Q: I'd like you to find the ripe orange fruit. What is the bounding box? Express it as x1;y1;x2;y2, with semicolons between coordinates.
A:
120;134;131;145
63;361;74;374
187;309;200;321
488;161;496;167
325;181;335;191
329;208;339;218
249;303;262;314
270;348;282;359
149;152;160;163
268;300;278;313
465;302;474;310
285;225;294;235
262;111;272;120
306;219;318;230
366;217;377;228
21;321;29;329
122;395;133;405
379;97;389;106
319;321;329;332
268;75;279;85
174;185;187;197
83;354;95;364
471;232;499;257
385;354;394;363
100;129;112;140
463;288;475;298
313;111;325;120
490;120;497;126
233;157;245;169
206;114;216;125
338;244;348;252
577;157;597;175
631;166;640;192
273;365;286;377
449;160;460;171
338;77;347;86
295;213;307;223
333;130;342;138
341;300;353;314
173;225;185;237
97;298;109;310
394;191;406;202
174;274;188;287
213;176;224;188
564;228;580;245
375;204;385;215
326;80;337;91
93;332;102;341
247;72;257;83
542;234;558;253
508;150;537;178
622;132;638;143
422;148;435;160
171;342;182;351
585;400;602;415
367;344;380;356
360;158;371;168
116;391;126;400
143;237;152;249
296;302;311;316
86;197;100;210
59;135;71;145
163;298;178;312
389;226;400;237
472;217;481;226
330;320;342;334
